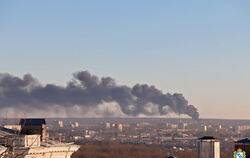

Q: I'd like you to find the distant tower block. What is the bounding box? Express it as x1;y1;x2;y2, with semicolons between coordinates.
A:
204;125;207;132
58;120;64;127
117;124;123;132
75;122;79;127
198;136;220;158
105;122;111;129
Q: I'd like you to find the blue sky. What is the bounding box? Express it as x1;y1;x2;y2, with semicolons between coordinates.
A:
0;0;250;119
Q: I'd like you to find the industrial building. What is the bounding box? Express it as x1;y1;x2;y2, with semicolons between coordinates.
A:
198;136;220;158
0;118;79;158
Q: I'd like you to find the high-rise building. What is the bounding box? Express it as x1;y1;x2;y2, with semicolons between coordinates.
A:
105;122;111;129
75;122;79;127
204;125;207;132
117;124;123;132
58;120;64;127
198;136;220;158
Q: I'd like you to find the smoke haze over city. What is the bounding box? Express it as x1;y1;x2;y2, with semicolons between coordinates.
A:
0;71;198;119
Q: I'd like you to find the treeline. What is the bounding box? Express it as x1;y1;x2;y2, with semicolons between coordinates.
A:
71;142;196;158
71;141;233;158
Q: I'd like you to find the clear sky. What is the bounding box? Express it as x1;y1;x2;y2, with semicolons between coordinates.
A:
0;0;250;119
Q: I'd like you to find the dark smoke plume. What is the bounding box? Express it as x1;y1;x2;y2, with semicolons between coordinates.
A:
0;71;199;119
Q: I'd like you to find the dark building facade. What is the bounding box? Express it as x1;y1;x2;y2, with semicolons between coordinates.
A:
19;118;46;141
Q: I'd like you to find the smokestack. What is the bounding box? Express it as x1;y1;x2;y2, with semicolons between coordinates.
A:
0;71;199;119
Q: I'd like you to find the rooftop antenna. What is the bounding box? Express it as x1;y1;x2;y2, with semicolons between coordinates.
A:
1;111;8;127
178;112;181;124
23;112;27;119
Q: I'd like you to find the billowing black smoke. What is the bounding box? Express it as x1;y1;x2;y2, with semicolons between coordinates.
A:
0;71;199;119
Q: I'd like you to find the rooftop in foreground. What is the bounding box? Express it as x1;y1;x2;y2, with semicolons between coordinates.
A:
199;136;217;140
235;138;250;144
